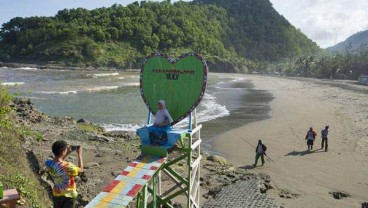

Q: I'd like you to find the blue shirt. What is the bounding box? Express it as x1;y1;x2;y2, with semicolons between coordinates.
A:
321;129;328;138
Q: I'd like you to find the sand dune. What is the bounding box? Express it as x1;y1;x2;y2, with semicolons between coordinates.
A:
212;75;368;208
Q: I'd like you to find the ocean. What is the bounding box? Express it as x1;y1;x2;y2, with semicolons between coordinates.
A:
0;67;273;153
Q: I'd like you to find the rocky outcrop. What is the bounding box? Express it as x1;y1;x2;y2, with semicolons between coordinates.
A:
11;98;278;207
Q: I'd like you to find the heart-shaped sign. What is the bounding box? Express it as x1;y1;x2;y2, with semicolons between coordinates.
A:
140;52;208;126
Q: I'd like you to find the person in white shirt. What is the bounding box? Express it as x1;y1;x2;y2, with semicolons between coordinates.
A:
148;100;173;145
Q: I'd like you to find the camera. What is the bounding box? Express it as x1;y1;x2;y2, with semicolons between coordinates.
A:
71;145;80;151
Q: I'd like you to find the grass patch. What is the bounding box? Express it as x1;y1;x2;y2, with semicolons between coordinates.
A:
0;124;51;207
0;86;51;207
77;123;105;134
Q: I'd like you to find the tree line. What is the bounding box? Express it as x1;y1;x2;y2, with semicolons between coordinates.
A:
271;43;368;80
0;0;321;72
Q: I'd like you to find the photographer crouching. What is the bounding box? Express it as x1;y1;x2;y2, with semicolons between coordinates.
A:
45;140;84;208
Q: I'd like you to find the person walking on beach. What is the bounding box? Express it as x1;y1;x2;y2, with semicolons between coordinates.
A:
305;127;317;151
45;140;84;208
321;125;329;152
253;140;267;167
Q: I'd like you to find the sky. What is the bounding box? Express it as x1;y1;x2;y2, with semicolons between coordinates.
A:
0;0;367;48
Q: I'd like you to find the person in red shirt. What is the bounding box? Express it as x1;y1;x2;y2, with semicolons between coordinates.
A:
305;127;317;151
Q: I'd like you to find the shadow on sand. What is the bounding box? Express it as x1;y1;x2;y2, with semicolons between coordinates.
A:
239;165;256;170
239;164;268;170
239;149;326;169
285;149;324;156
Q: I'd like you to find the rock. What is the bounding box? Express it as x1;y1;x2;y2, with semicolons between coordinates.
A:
228;166;235;171
171;201;183;208
103;131;135;140
226;172;236;178
259;183;267;193
264;182;273;190
207;155;227;165
278;189;300;199
77;118;90;124
85;162;100;169
329;191;350;199
208;186;222;197
88;134;114;142
111;171;120;177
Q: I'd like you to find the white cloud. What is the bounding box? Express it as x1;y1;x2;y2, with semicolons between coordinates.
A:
270;0;368;48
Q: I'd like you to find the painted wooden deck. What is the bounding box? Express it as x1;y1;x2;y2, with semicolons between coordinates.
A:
85;155;166;207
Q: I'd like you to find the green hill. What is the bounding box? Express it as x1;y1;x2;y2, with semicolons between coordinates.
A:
326;30;368;53
0;0;321;71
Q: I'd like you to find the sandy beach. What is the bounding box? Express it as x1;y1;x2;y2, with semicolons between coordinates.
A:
212;75;368;207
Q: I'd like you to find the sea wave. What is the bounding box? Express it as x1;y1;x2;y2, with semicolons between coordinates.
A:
232;77;247;81
38;90;78;95
102;92;229;132
86;86;119;92
102;123;145;132
175;93;229;128
121;82;140;87
16;67;39;71
37;83;128;95
198;93;230;122
92;72;119;78
0;82;25;86
17;96;47;100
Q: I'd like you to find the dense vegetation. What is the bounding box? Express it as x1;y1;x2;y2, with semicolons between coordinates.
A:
0;0;365;79
272;31;368;80
0;86;50;207
195;0;320;61
0;0;320;72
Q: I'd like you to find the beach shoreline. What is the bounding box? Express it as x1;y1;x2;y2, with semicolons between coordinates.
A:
212;74;368;207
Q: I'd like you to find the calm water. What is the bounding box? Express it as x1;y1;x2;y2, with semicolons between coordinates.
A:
0;67;273;153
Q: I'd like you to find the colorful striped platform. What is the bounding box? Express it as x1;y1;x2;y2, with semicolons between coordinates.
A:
85;155;167;207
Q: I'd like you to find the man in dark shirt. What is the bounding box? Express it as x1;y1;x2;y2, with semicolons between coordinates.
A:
321;125;329;152
253;140;267;167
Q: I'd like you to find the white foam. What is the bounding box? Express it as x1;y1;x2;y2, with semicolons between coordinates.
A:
38;90;77;95
86;86;119;92
17;96;47;100
37;85;123;95
101;93;229;132
92;72;119;78
16;67;39;71
175;93;229;127
121;82;140;87
232;77;248;81
102;123;145;132
1;82;25;86
198;96;229;121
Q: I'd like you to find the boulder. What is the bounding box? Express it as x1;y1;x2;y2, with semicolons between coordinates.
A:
207;155;227;165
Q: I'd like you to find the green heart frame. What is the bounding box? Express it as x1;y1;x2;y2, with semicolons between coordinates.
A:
140;52;208;126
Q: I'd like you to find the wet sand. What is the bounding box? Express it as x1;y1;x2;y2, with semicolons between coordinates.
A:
201;77;274;153
212;75;368;207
